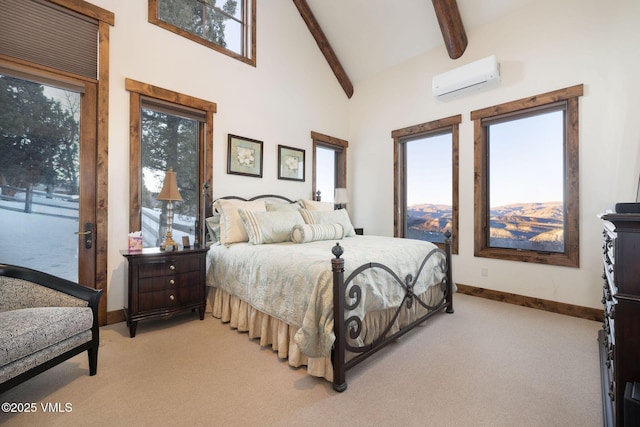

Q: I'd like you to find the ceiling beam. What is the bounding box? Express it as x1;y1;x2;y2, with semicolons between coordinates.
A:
432;0;468;59
292;0;354;98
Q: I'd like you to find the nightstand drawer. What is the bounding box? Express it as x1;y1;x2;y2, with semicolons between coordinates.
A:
138;286;202;312
138;256;202;278
138;290;168;312
138;270;201;293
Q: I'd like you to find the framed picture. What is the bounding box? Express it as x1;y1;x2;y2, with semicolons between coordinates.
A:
227;134;263;178
278;145;305;181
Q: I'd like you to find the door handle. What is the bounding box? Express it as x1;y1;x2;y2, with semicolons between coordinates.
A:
75;223;93;249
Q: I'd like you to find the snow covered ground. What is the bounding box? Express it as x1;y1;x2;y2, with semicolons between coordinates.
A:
0;196;196;283
0;199;79;281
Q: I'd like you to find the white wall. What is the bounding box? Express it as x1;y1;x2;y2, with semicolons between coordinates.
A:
91;0;640;313
348;0;640;309
88;0;350;311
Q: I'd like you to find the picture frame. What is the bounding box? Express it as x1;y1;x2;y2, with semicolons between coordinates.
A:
278;145;305;181
227;134;263;178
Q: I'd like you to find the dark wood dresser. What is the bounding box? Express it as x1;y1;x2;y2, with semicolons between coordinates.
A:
121;246;208;337
599;213;640;427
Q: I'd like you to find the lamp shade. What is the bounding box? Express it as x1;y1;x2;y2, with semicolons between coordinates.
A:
157;167;183;201
334;187;349;204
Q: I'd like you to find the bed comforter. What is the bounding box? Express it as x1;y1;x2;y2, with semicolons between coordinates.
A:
206;235;447;358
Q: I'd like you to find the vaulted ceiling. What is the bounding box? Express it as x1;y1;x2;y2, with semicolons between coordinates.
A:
297;0;536;98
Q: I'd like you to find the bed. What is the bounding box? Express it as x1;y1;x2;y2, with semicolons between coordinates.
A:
205;195;453;391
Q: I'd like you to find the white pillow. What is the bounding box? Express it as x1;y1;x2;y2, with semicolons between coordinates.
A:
213;199;266;245
300;199;333;211
299;208;356;237
238;209;304;244
291;223;344;243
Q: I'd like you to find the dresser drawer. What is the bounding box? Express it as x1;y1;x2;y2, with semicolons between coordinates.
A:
599;214;640;426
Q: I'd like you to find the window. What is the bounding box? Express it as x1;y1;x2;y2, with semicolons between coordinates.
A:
392;115;460;254
312;132;348;203
149;0;256;66
126;79;216;248
471;84;583;267
0;0;113;325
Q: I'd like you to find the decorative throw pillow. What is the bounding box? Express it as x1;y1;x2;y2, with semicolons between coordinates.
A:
213;199;266;245
299;208;356;237
205;214;221;245
238;209;305;244
300;199;333;211
291;223;344;243
265;200;303;212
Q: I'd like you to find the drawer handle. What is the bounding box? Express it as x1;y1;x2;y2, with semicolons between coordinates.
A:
170;279;175;285
169;264;176;271
169;294;175;301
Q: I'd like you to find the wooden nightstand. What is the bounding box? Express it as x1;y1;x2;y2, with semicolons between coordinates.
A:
120;246;208;337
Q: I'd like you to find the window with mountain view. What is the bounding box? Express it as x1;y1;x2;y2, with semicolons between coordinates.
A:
149;0;256;66
392;115;460;253
472;85;583;267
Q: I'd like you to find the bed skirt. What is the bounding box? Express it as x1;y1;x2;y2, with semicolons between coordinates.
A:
206;284;445;382
207;286;333;380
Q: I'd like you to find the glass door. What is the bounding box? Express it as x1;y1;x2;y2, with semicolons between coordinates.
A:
0;71;97;284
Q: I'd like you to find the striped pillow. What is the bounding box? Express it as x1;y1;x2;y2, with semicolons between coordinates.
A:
299;208;356;237
291;223;344;243
238;209;304;244
214;199;266;245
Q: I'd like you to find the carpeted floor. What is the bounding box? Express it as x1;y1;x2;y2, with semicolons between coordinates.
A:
0;293;602;426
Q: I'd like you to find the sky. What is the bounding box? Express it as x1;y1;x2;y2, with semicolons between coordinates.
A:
316;146;336;202
488;110;564;207
404;109;564;208
406;132;453;206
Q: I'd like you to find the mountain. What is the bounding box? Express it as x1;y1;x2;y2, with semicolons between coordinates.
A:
407;204;452;231
406;204;452;242
406;201;564;251
488;202;564;251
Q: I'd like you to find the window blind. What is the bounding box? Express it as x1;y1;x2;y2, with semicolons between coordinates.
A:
0;0;98;80
141;96;208;122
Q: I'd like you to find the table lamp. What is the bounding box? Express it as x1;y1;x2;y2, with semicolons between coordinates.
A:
157;167;183;250
334;187;349;210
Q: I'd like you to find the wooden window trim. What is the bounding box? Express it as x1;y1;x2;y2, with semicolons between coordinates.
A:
148;0;256;67
311;131;348;201
125;78;216;244
471;84;583;267
49;0;114;24
392;114;461;254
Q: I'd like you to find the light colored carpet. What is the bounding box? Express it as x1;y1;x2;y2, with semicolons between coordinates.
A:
0;294;602;426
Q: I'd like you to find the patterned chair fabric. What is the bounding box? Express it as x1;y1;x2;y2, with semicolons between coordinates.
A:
0;264;102;393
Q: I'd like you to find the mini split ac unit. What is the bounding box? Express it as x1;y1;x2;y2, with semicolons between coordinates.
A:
432;55;501;98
